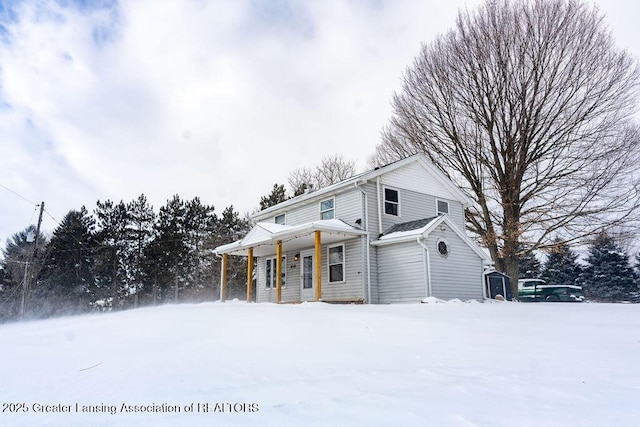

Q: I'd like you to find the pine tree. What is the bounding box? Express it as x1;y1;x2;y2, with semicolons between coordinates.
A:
38;207;97;316
126;194;156;308
541;239;582;287
94;199;130;309
260;184;287;210
210;206;252;299
0;226;48;320
182;197;217;301
147;195;190;304
582;232;637;302
518;245;541;279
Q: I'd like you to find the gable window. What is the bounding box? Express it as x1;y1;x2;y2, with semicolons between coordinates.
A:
328;244;345;283
265;256;286;289
274;213;286;225
437;199;449;216
384;187;399;216
320;198;335;220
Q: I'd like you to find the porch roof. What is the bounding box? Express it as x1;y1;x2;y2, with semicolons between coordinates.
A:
214;219;366;257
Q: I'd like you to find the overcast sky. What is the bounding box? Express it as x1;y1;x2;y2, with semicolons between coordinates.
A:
1;0;639;246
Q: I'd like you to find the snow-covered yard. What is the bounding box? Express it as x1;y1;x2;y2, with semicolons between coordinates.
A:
0;300;638;426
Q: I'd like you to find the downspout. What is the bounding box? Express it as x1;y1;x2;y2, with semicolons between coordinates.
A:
355;181;372;304
417;237;432;298
376;176;383;235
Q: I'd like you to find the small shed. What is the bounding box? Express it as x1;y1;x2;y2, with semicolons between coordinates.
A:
484;270;513;301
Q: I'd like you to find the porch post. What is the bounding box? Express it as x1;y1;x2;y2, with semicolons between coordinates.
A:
247;247;254;303
276;240;283;303
220;253;228;302
314;230;322;301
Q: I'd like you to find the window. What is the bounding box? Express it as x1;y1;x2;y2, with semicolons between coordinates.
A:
265;257;286;288
274;213;286;225
320;198;335;220
328;245;345;283
384;187;399;216
437;199;449;216
437;239;449;257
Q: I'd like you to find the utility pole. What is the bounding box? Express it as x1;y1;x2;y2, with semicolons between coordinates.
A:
20;201;44;319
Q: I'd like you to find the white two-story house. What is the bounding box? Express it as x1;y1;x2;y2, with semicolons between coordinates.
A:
214;153;492;303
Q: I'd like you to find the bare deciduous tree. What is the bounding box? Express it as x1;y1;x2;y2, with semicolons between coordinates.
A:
370;0;640;297
288;154;357;196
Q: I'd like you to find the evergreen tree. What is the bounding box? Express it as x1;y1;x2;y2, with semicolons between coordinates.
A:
126;194;156;308
540;239;582;287
37;207;97;316
181;197;217;301
94;199;131;309
582;232;637;302
147;195;190;303
0;226;48;320
210;206;252;299
518;244;541;279
260;184;287;210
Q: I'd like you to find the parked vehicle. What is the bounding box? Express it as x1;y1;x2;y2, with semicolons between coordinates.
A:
517;279;584;302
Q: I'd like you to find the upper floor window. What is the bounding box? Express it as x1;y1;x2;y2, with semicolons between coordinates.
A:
320;198;335;220
384;187;399;216
437;199;449;216
274;213;286;225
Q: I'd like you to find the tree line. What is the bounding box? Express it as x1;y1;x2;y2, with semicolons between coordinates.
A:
519;234;640;302
0;194;251;322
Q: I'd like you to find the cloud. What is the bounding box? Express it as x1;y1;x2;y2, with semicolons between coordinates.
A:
0;0;534;243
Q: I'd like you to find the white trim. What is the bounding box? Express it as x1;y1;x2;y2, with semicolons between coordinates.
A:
265;255;286;289
371;215;492;264
436;199;449;216
319;197;335;220
327;243;346;284
383;185;401;217
300;249;314;298
251;153;473;221
274;213;286;225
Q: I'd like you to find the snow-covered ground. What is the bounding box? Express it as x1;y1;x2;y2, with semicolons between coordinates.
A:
1;300;638;426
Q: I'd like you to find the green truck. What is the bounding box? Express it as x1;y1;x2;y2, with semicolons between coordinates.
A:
517;279;585;302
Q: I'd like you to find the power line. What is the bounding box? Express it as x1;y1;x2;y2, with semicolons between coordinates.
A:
0;182;37;206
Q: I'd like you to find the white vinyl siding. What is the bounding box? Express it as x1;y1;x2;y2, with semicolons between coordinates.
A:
428;227;484;300
319;239;363;301
377;242;426;303
285;190;361;226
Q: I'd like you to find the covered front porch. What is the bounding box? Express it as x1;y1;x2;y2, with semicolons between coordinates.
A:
214;219;367;303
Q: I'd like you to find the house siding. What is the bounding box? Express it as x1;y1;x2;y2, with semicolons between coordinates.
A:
377;242;427;304
254;240;364;303
256;253;300;303
320;238;364;301
286;190;362;227
428;226;484;300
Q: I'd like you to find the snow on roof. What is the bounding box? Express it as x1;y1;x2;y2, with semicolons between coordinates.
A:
376;217;441;242
214;219;364;255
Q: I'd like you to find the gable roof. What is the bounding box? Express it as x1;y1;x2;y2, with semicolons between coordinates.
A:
372;215;492;264
252;153;473;221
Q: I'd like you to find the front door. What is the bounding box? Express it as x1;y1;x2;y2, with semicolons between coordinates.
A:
300;250;314;301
